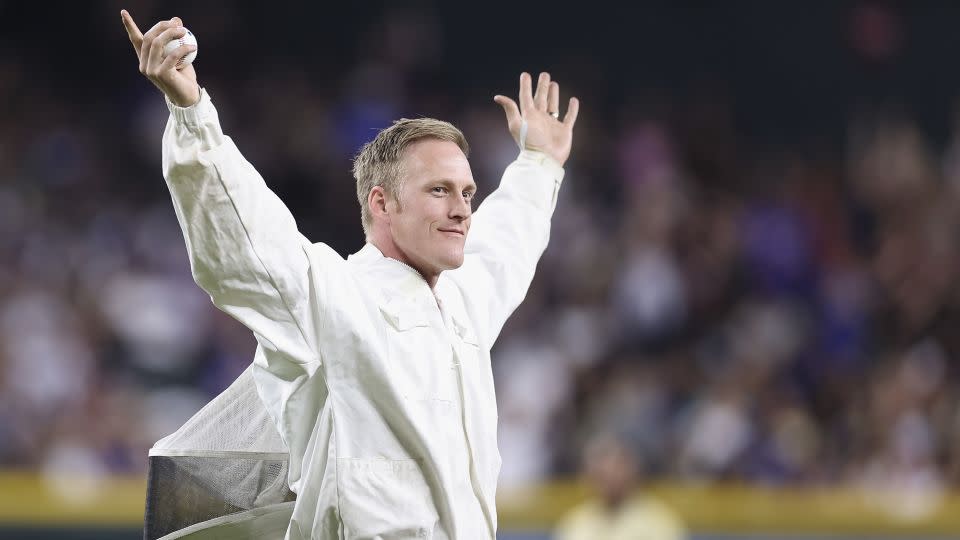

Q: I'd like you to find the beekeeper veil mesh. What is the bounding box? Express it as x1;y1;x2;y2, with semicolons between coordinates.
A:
143;365;295;540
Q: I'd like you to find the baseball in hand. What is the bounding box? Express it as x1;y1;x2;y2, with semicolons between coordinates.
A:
163;28;198;70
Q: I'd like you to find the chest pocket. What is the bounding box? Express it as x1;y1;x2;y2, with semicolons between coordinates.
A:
379;299;454;406
380;301;431;332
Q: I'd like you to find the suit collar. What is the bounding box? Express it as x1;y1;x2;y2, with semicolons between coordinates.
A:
348;242;433;302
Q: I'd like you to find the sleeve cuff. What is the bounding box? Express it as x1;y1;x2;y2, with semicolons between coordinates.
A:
165;87;215;128
504;150;565;212
517;149;565;180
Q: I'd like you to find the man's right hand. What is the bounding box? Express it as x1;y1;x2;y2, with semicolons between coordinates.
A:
121;10;200;107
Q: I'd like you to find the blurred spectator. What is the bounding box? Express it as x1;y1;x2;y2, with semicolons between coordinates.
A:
554;433;686;540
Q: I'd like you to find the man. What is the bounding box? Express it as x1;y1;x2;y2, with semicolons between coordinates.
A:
555;434;686;540
121;10;579;540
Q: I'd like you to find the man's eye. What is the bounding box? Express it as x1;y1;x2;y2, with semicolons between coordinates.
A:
463;192;474;201
432;187;447;194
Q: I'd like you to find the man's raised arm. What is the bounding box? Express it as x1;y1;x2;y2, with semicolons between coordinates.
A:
121;11;320;367
450;72;579;344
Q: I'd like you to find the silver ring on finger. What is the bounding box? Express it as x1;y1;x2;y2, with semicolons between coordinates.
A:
549;111;559;119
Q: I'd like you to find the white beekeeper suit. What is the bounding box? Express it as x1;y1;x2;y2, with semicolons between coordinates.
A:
146;88;564;540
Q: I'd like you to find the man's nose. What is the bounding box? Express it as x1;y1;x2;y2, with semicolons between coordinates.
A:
450;194;471;220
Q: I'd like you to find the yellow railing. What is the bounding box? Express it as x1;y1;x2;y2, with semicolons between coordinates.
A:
0;471;145;525
499;481;960;535
2;471;960;535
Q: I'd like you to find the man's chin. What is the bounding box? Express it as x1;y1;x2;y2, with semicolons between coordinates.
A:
440;252;465;271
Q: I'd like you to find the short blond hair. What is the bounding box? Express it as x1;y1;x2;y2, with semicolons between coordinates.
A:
353;118;469;237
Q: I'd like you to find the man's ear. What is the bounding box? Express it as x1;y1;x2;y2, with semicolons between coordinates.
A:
368;186;390;224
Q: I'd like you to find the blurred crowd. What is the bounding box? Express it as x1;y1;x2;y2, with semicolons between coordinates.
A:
3;3;960;513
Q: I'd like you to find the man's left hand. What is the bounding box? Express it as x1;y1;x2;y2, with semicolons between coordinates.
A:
494;72;579;166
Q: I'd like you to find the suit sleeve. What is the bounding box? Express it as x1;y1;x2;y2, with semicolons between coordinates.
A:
447;150;565;346
161;88;320;368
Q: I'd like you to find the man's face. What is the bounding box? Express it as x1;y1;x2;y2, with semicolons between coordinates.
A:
388;139;476;278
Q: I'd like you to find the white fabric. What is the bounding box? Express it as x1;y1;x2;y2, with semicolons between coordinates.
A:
150;365;287;458
161;89;564;540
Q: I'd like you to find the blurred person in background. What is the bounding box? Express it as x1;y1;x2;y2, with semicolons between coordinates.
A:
555;433;686;540
121;8;579;540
